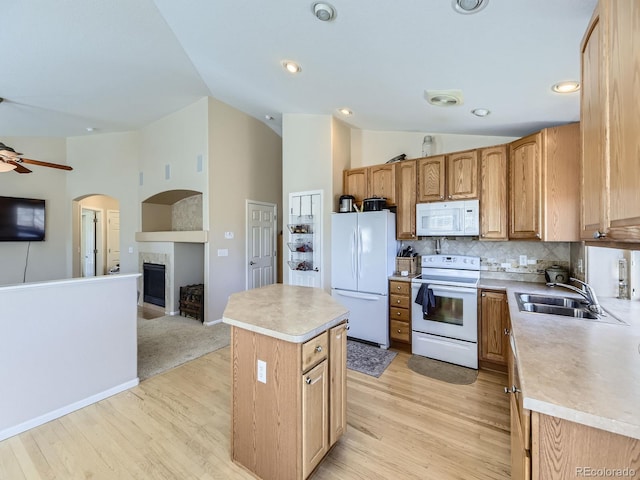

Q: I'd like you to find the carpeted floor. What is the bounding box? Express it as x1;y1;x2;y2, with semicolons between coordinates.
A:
407;355;478;384
346;340;397;377
137;315;230;381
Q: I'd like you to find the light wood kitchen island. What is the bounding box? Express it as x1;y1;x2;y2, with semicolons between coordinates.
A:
222;284;349;480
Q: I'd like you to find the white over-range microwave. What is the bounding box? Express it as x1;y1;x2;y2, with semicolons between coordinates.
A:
416;199;479;236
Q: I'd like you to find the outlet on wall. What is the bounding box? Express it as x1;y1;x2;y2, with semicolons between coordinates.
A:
519;255;527;266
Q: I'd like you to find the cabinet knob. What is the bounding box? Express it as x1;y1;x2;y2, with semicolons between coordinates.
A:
396;299;401;304
481;293;486;297
396;311;401;316
504;387;513;394
305;377;312;385
593;230;607;239
481;234;486;238
448;195;452;199
440;195;444;200
315;345;323;353
397;329;402;333
512;385;521;393
396;285;401;290
504;328;510;335
535;233;541;239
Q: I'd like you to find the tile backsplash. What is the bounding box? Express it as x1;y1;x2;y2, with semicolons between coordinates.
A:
401;238;571;283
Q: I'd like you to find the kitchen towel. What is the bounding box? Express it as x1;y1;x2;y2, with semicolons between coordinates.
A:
415;284;436;316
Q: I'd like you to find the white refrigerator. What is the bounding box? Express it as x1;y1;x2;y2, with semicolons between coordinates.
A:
331;211;397;348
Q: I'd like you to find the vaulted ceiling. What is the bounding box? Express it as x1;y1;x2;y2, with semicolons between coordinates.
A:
0;0;597;139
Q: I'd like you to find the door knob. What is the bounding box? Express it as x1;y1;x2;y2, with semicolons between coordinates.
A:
249;261;256;265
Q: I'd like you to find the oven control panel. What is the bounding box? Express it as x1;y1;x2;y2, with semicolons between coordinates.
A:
421;255;480;270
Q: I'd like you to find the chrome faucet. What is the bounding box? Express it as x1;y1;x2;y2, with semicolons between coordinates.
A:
546;277;604;315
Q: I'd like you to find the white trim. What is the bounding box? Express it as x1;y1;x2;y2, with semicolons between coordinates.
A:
203;318;223;326
0;378;139;442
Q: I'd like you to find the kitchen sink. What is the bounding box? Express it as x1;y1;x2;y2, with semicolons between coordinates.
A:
514;292;625;324
518;302;599;319
517;293;585;309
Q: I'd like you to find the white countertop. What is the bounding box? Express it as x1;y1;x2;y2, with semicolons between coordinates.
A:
501;281;640;440
222;284;349;343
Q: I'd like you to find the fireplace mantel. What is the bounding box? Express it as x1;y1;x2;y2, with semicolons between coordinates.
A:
135;230;208;243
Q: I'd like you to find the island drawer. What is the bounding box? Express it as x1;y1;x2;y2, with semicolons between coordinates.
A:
302;331;328;372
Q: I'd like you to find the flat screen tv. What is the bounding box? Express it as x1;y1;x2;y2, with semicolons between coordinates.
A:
0;196;46;241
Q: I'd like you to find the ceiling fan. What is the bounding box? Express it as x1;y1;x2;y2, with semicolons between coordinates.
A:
0;142;73;174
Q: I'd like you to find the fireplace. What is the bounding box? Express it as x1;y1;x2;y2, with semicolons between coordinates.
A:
143;263;166;307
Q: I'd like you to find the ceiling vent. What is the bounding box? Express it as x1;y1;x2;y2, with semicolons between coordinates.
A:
452;0;489;14
425;90;464;107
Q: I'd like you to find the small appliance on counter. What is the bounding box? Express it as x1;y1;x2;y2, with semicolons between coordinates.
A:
362;197;387;211
338;195;355;213
544;265;569;283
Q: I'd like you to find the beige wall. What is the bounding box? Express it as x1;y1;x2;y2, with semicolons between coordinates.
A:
67;132;140;277
350;129;519;167
138;97;209;217
282;114;349;291
208;97;282;320
0;137;69;285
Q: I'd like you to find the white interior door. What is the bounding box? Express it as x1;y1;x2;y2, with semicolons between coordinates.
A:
107;210;120;270
247;201;277;289
81;209;96;277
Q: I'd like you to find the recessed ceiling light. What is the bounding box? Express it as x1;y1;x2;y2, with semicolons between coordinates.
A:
338;108;352;116
452;0;489;14
552;81;580;93
312;2;336;21
86;127;96;132
471;108;490;117
282;61;302;74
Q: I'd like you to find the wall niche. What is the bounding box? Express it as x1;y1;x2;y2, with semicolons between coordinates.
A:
136;189;207;243
141;189;202;232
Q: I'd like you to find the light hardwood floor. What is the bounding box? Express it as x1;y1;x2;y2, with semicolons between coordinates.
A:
0;348;510;480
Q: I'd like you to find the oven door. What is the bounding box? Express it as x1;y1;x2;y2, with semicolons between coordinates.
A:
411;282;478;342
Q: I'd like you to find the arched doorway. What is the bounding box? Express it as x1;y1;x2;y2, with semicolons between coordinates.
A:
71;194;120;277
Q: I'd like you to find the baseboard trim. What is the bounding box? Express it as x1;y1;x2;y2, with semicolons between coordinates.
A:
204;318;222;326
0;378;139;442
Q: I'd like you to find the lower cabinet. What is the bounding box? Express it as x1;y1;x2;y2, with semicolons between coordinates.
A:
389;280;411;348
479;289;509;370
508;330;640;479
231;321;347;480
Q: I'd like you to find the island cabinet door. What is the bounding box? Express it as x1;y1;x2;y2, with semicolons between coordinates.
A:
302;360;329;479
329;322;347;446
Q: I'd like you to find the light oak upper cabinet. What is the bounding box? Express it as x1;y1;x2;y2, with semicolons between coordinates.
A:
369;164;396;206
509;124;580;241
417;155;446;202
343;168;368;208
447;150;478;200
581;1;640;242
395;160;417;239
479;145;508;240
580;7;606;241
417;152;478;203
